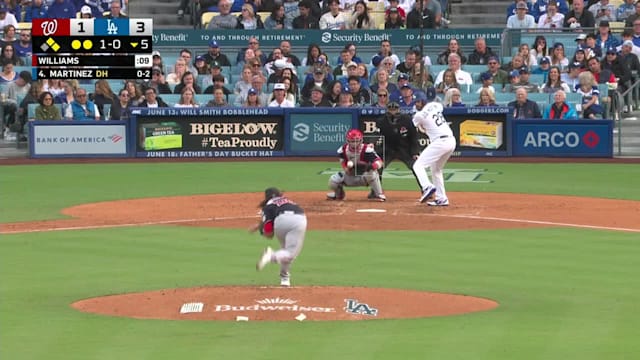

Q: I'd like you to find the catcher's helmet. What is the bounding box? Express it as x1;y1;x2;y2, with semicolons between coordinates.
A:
346;129;364;142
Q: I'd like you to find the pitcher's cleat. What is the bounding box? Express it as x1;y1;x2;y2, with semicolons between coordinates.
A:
256;247;273;271
280;277;291;287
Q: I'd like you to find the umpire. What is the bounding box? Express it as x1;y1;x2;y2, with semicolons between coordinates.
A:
371;101;422;196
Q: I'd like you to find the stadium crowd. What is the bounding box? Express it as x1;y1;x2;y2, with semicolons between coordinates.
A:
1;0;639;141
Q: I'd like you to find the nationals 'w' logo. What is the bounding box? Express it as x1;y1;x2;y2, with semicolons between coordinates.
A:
40;20;58;36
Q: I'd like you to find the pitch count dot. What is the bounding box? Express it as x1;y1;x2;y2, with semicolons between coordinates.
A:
83;40;93;50
71;40;81;50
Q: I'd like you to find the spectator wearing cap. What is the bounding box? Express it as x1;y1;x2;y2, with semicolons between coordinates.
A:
235;75;269;106
602;46;632;93
537;1;564;29
540;65;571;93
548;42;569;69
532;56;551;81
390;72;412;101
562;61;584;89
508;88;542;119
148;67;172;94
617;0;635;22
80;5;95;18
531;0;569;22
575;33;587;49
618;30;640;57
320;0;348;30
406;0;436;29
337;85;356;108
435;53;472;91
624;1;640;27
268;83;295;107
242;88;262;107
543;90;579;119
194;55;210;75
468;37;497;66
564;0;595;29
384;6;405;29
596;21;622;55
23;0;48;22
505;70;522;93
618;40;640;78
485;56;509;90
517;66;540;93
301;86;331;107
507;1;536;28
292;1;320;29
301;67;331;103
396;83;415;108
45;0;76;19
207;0;239;29
201;40;232;68
385;0;407;20
202;61;228;89
506;0;529;19
589;0;616;23
476;72;496;95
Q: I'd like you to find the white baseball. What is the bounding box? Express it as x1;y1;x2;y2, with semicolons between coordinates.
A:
347;160;354;168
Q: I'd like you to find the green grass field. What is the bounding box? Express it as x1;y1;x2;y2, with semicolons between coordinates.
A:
1;161;640;359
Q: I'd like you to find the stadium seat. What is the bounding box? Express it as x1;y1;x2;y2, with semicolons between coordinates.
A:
159;94;180;106
370;11;386;30
201;12;218;28
17;22;32;30
609;21;625;32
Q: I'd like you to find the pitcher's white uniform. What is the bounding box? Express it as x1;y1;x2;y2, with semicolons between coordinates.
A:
411;101;456;205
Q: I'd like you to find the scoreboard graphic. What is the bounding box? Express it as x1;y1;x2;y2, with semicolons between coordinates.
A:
31;18;153;80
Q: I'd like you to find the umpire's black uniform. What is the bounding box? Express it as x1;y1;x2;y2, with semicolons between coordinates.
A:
374;103;421;190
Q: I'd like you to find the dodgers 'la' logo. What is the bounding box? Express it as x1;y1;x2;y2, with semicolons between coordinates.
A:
107;20;119;35
344;299;378;316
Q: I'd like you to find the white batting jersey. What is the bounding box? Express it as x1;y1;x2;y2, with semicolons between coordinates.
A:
412;102;454;140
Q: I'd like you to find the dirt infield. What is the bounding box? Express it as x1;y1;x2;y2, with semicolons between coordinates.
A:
4;191;639;321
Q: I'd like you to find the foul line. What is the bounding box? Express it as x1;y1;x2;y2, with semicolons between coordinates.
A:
422;213;640;233
2;212;638;234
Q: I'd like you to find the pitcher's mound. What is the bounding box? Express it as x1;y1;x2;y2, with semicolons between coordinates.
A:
71;286;498;321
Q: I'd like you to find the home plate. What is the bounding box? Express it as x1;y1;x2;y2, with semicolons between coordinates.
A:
356;209;387;213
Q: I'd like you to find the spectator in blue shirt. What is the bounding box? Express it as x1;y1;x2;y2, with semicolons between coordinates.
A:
48;0;77;19
14;29;32;58
23;0;49;21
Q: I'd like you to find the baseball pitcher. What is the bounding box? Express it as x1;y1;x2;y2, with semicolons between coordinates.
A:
250;187;307;287
412;88;456;206
326;129;386;202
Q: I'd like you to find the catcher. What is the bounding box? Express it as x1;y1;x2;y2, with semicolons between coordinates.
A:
249;187;307;287
326;129;386;202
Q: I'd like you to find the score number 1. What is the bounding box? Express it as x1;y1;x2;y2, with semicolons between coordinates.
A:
134;54;152;68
